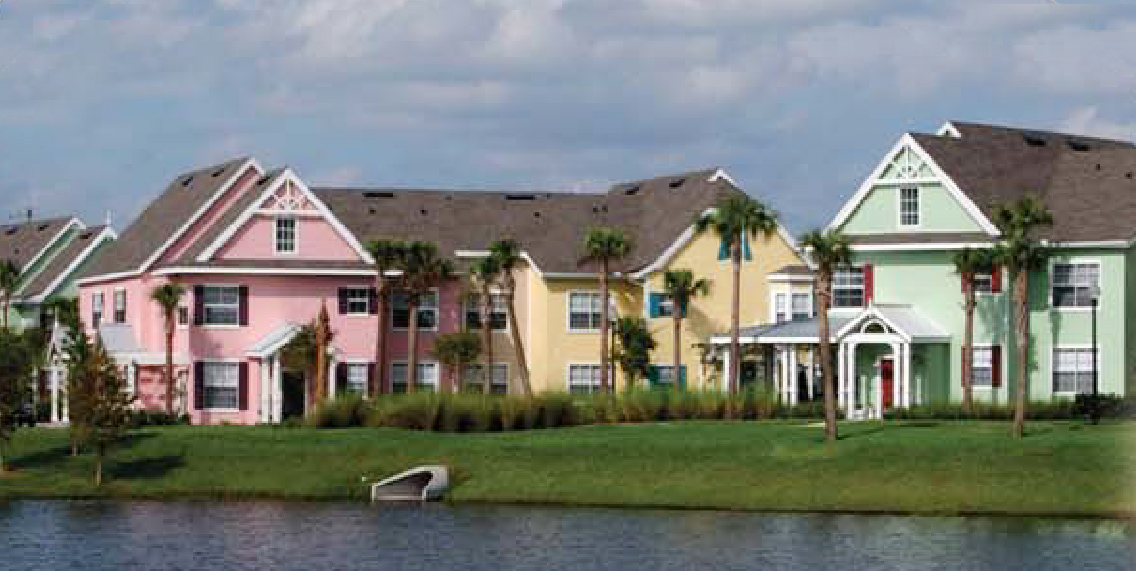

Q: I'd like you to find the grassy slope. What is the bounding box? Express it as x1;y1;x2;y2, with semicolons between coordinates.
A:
1;421;1132;516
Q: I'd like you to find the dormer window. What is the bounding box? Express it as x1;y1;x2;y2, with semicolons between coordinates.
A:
899;187;920;227
275;216;296;254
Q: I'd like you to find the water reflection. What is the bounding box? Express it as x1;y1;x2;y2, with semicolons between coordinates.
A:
1;501;1133;571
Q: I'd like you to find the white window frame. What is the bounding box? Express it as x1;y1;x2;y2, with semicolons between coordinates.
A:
832;267;865;309
1049;259;1101;311
791;292;812;321
771;292;788;323
972;272;994;295
655;292;675;318
464;292;508;332
274;215;297;255
898;186;920;228
462;363;509;394
113;288;127;323
339;286;371;317
566;363;606;394
567;291;607;333
970;345;996;390
339;362;369;395
390;361;440;392
199;361;240;412
1051;345;1100;396
200;284;241;328
391;288;439;331
92;291;104;326
652;365;681;387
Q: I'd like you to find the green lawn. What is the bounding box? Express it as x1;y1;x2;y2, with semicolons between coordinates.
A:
1;421;1132;516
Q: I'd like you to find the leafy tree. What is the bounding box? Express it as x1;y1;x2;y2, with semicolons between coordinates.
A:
490;239;533;396
800;228;851;444
952;248;997;415
469;257;500;394
396;242;454;393
0;329;34;470
695;194;779;393
613;317;655;389
433;331;481;393
0;259;18;332
67;330;134;486
280;316;334;413
581;227;631;393
993;196;1053;439
366;239;407;395
150;283;185;414
662;270;710;391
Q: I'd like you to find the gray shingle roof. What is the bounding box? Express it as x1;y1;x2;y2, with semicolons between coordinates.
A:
18;225;109;299
0;216;76;273
913;122;1136;243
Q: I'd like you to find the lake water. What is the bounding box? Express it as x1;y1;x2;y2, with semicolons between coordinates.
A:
1;501;1133;570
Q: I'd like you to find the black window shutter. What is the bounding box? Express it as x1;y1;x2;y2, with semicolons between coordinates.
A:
193;286;204;325
337;288;349;315
991;346;1002;388
368;287;379;315
238;362;249;410
336;363;348;395
238;286;249;326
368;363;377;396
193;362;204;410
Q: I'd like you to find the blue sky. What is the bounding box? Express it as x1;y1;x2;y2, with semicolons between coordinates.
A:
2;1;1135;234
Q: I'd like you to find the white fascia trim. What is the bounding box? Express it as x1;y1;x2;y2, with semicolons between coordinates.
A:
850;242;994;252
154;267;378;276
19;217;85;279
139;158;264;273
826;134;1000;236
455;250;491;258
766;273;814;283
27;227;119;303
1047;239;1135;249
937;122;962;138
834;306;912;343
76;269;141;287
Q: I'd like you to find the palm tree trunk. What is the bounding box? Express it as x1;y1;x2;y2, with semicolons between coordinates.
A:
1012;270;1029;438
730;242;742;394
673;312;682;391
2;295;9;331
481;287;493;395
599;260;610;394
818;274;838;443
164;318;175;415
407;302;420;394
961;283;975;415
373;276;387;396
504;279;532;396
94;445;103;487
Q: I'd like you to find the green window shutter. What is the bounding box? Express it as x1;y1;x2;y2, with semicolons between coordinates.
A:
648;293;662;318
679;365;687;389
717;237;728;260
647;365;660;387
742;232;753;261
679;299;687;318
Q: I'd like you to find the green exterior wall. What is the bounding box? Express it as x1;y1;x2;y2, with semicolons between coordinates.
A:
4;228;112;332
840;183;984;234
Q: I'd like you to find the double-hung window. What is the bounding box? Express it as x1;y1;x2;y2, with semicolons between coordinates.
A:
899;187;920;226
971;347;994;388
339;287;371;316
275;216;296;254
465;293;508;331
568;292;604;331
113;290;127;323
1051;262;1100;308
200;362;239;410
833;268;865;308
201;286;241;326
391;362;438;393
462;363;508;394
791;293;812;320
773;293;788;323
340;363;368;395
392;290;438;330
91;292;103;327
1052;348;1096;394
568;364;604;394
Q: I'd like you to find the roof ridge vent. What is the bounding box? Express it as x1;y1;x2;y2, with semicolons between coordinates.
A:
668;178;686;189
211;167;226;177
1023;134;1047;147
37;223;49;231
363;191;395;198
4;227;17;235
623;185;641;196
1067;139;1091;152
181;175;195;187
505;194;535;200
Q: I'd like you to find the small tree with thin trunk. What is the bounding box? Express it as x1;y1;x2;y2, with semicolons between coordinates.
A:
67;328;134;486
0;260;18;332
490;239;533;396
150;283;185;415
695;194;779;393
580;228;631;394
992;196;1053;439
470;257;500;394
396;242;454;393
366;240;406;395
662;269;709;392
952;248;996;415
433;331;481;393
800;228;851;444
0;328;34;471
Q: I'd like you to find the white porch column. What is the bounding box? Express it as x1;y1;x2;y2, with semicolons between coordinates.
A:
271;356;283;423
847;342;859;415
903;343;913;408
328;356;338;398
49;367;60;423
721;347;731;393
837;343;847;412
806;347;815;402
259;359;271;423
787;346;798;407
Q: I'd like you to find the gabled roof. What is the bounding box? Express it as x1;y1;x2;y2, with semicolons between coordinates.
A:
0;216;80;273
17;225;114;301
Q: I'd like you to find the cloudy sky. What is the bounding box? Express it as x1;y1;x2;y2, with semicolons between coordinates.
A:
2;1;1135;233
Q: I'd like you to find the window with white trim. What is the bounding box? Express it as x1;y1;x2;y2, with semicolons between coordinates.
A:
971;347;993;388
201;286;240;326
1051;262;1100;308
200;362;239;409
568;292;605;331
340;287;370;315
275;216;296;254
466;293;507;331
833;268;865;308
340;363;368;395
462;363;508;394
899;187;919;226
391;362;438;393
92;292;103;327
1052;348;1096;394
653;365;681;387
392;290;438;330
791;293;812;321
972;273;993;294
657;296;675;318
773;293;788;323
568;364;604;394
113;289;126;323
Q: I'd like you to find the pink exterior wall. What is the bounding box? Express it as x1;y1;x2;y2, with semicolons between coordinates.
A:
215;215;361;261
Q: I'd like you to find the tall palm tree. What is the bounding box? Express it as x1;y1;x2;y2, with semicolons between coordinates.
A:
397;241;454;394
149;283;185;414
313;303;332;406
695;194;779;393
470;256;500;394
490;239;533;396
952;248;996;415
0;260;19;332
581;227;631;394
992;196;1053;439
800;228;851;444
366;239;406;395
662;269;709;391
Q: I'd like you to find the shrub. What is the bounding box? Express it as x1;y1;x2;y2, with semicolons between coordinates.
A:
127;411;190;427
308;396;369;428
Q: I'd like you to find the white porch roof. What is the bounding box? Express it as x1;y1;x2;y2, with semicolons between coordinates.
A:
245;321;302;358
710;303;949;345
98;323;189;366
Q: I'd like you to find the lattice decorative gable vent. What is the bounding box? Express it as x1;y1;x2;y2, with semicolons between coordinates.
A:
879;147;934;181
261;181;314;212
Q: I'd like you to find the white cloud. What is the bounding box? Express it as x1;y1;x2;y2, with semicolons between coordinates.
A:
1057;106;1136;141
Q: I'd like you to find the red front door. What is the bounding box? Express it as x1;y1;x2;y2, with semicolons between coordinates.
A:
880;359;894;410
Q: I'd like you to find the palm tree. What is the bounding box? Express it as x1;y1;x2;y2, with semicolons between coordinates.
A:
397;241;454;393
662;270;709;390
952;248;996;415
695;194;779;393
490;239;533;396
992;196;1053;439
432;331;480;393
313;303;332;405
800;228;851;444
366;240;406;395
469;257;500;394
0;260;19;332
149;283;185;414
581;227;631;394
